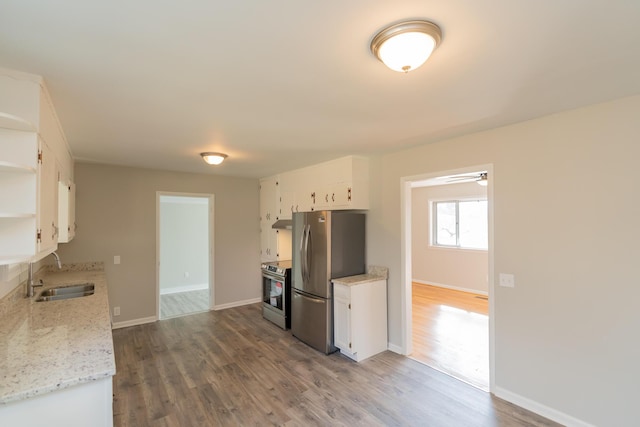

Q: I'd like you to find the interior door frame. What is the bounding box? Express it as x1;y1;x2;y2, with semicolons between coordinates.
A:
156;191;215;319
400;163;495;391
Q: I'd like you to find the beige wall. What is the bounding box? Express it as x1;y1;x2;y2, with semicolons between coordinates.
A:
367;95;640;426
412;183;488;293
56;163;260;323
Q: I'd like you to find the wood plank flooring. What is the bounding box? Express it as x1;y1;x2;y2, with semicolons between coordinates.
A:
112;303;560;427
160;289;209;319
411;283;489;390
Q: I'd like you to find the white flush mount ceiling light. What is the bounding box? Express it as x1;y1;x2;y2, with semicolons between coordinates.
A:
370;20;442;73
200;152;228;165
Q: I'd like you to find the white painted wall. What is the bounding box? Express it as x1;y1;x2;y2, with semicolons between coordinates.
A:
411;182;488;294
367;95;640;426
159;196;209;294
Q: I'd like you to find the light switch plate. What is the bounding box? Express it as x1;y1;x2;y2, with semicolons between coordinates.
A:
114;255;121;265
499;273;515;288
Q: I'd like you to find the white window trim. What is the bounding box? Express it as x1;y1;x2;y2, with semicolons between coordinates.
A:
429;197;488;251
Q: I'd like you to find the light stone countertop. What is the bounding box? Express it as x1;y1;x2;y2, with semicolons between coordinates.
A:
332;266;389;287
0;267;115;404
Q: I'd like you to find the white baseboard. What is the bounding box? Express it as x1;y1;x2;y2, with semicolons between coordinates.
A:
111;316;157;330
412;279;488;296
493;386;594;427
213;297;261;311
160;283;208;295
387;343;404;355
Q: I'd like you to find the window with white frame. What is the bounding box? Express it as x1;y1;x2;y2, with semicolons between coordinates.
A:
432;199;488;249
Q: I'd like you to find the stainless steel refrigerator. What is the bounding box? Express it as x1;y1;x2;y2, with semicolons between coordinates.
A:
291;211;365;354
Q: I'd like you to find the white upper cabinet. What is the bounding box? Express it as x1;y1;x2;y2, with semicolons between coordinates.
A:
275;156;370;215
260;176;281;262
259;176;278;224
37;137;59;254
58;180;76;243
0;68;73;264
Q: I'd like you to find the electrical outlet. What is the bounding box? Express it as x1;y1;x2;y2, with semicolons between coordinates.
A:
184;272;190;278
113;306;120;316
499;273;515;288
114;255;121;265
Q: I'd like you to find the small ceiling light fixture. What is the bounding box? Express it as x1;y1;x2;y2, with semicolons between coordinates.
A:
200;152;228;165
370;20;442;73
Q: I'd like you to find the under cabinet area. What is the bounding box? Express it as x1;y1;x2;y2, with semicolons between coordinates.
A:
333;276;388;362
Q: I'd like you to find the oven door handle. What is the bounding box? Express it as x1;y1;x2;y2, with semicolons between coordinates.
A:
262;271;284;282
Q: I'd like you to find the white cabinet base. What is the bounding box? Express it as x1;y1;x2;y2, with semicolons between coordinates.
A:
0;377;113;427
334;278;388;362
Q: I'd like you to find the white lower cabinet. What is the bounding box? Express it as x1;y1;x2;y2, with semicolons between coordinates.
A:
333;278;388;362
0;377;113;427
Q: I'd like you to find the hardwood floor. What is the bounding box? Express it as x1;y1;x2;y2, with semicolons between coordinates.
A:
160;289;209;319
411;282;489;390
112;303;560;426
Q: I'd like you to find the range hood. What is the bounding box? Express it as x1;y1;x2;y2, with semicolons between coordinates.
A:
272;219;292;230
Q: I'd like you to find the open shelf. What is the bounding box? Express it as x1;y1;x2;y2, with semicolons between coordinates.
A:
0;212;36;218
0;161;36;174
0;254;32;265
0;112;36;132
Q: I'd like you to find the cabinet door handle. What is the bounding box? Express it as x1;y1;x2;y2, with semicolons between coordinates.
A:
325;194;328;203
332;193;335;202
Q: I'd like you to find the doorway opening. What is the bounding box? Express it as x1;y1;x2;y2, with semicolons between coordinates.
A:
401;165;494;392
157;193;214;320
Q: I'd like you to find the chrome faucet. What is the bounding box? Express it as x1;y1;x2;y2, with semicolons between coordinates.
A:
51;251;62;269
26;251;62;298
26;262;41;298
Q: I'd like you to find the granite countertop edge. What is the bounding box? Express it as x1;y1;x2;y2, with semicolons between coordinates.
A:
0;265;115;405
332;266;389;286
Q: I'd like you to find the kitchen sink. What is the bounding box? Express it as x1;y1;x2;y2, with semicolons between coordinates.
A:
36;283;95;302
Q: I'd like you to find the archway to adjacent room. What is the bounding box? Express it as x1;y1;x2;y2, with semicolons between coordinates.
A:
400;164;494;392
157;192;214;319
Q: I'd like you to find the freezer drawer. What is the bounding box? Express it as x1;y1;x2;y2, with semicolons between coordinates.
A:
291;290;335;354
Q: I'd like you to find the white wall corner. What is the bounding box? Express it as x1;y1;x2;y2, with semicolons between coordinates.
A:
387;343;404;355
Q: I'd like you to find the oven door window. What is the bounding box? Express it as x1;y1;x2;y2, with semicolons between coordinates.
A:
264;277;284;310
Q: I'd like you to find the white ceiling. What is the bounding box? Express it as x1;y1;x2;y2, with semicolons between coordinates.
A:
1;1;639;178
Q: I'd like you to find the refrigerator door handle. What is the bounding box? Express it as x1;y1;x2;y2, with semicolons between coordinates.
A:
305;224;312;283
299;223;306;284
296;292;325;304
300;224;311;284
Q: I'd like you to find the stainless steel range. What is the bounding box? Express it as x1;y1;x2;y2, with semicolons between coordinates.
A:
261;260;292;329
